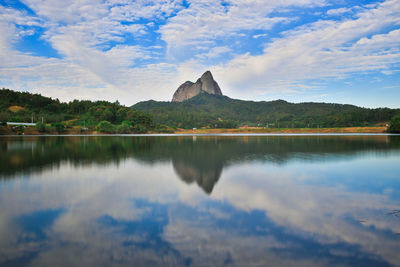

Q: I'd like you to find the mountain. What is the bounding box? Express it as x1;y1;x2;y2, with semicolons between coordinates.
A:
172;71;222;102
134;71;397;128
133;93;400;129
133;71;400;129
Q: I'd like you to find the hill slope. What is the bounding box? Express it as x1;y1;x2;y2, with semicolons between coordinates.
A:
132;93;399;129
0;88;154;132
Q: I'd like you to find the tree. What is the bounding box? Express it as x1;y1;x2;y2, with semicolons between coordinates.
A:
116;108;128;124
36;122;46;132
388;115;400;133
97;121;116;133
0;111;9;125
116;122;130;134
102;108;114;122
51;122;66;133
213;119;238;129
132;124;147;133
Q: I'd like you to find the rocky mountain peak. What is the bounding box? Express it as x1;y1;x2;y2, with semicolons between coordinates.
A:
172;71;222;102
200;70;213;80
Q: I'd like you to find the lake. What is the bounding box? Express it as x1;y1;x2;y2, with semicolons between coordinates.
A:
0;135;399;266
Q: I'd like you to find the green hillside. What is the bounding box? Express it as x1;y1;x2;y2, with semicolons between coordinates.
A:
2;88;399;132
0;88;154;133
132;93;400;129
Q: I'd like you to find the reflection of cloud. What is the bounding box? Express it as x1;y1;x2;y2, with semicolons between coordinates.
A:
0;141;400;266
0;160;186;265
210;162;400;265
164;213;389;267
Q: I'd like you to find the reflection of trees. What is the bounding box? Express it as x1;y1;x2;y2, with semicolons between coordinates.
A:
0;136;154;177
1;135;399;193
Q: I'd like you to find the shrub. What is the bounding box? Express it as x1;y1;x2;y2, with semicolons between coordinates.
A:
97;120;115;133
51;122;66;133
0;111;9;125
212;119;238;129
154;124;174;133
121;120;132;126
132;124;147;133
388;115;400;133
36;122;46;132
12;125;24;134
45;114;62;123
117;123;130;134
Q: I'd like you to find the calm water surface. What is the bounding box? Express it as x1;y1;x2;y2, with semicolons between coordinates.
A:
0;135;399;266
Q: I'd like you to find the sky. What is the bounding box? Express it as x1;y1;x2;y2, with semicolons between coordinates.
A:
0;0;399;108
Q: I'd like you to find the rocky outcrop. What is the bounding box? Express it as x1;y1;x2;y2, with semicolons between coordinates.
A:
172;71;222;102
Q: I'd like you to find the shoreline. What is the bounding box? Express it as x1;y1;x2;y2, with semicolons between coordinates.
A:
173;126;388;134
0;126;391;136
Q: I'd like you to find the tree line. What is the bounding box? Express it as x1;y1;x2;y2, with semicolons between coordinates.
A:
133;93;400;129
2;88;399;133
0;88;159;133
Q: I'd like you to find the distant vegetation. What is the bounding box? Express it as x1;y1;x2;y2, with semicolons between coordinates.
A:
0;88;156;133
133;93;400;129
388;115;400;133
1;88;399;133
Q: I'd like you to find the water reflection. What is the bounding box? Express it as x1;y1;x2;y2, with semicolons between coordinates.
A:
0;135;399;266
1;135;399;193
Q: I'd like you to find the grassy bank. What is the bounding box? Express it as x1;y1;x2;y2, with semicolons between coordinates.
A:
0;125;389;135
173;126;388;134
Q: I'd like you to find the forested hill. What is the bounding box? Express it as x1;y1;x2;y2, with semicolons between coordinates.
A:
0;88;154;132
132;93;400;129
2;88;399;131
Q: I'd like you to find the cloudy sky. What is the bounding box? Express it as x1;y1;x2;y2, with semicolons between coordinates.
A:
0;0;399;107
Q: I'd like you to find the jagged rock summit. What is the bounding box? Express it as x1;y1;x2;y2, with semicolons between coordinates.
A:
172;71;222;102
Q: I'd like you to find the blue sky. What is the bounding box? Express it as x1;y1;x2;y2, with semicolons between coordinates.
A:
0;0;399;107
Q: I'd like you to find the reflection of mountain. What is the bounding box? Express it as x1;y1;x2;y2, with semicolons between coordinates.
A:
1;135;400;193
172;159;223;194
128;135;400;193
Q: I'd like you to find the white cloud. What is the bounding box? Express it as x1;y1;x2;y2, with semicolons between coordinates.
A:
0;5;42;26
210;0;400;98
196;46;232;59
159;0;327;51
0;0;399;105
253;33;268;39
0;0;188;104
326;7;352;16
